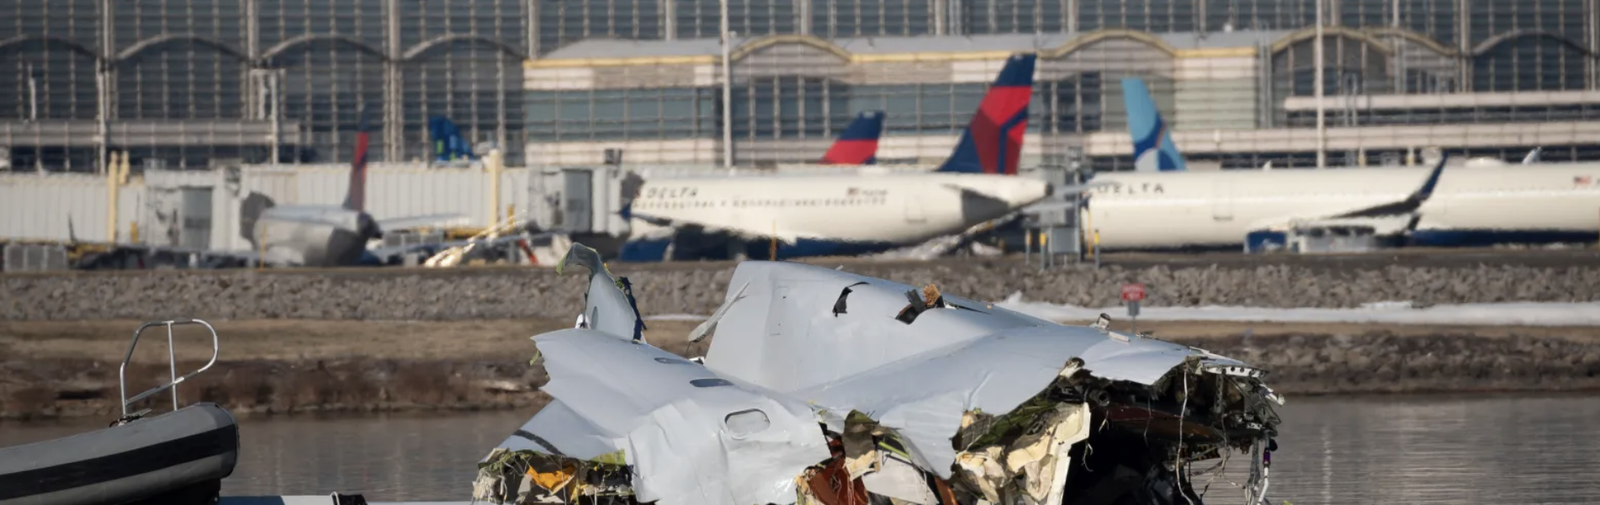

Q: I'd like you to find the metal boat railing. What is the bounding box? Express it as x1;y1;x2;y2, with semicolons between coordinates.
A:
118;319;220;419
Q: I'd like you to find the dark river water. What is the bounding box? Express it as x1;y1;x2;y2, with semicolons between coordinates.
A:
4;394;1599;504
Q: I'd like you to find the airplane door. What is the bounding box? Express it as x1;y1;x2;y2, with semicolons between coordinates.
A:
904;195;927;223
179;186;214;250
1211;178;1234;221
562;169;593;233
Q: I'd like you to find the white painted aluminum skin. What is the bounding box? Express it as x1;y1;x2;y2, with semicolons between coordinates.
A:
628;172;1052;245
1085;162;1600;250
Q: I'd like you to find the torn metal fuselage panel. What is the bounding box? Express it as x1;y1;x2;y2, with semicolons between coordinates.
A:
486;249;1281;505
556;242;648;342
699;261;1281;491
492;330;831;505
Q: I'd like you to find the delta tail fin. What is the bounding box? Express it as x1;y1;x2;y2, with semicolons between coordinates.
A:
343;111;371;212
1122;78;1186;172
820;110;885;165
936;53;1036;175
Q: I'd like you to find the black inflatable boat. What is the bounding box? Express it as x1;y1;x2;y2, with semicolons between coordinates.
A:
0;320;240;505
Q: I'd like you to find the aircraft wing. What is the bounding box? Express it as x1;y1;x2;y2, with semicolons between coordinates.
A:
375;213;471;231
1017;181;1120;213
1247;153;1448;233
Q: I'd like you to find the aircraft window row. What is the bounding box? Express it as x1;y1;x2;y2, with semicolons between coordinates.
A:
634;197;889;209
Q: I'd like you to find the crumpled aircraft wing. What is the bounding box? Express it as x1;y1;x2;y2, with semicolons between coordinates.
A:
495;329;831;505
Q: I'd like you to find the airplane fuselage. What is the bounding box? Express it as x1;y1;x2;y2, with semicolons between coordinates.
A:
252;205;377;267
626;172;1051;259
1085;163;1600;250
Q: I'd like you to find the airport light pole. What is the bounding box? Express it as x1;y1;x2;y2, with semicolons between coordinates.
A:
720;0;735;172
1314;0;1327;169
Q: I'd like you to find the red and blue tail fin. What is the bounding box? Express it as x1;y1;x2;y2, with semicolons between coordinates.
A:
343;112;371;212
820;110;885;165
936;53;1036;175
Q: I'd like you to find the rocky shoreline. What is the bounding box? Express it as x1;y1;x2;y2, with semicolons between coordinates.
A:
4;258;1600;321
4;319;1598;420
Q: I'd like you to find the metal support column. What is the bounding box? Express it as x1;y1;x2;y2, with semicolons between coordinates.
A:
662;0;677;40
948;0;963;36
1065;0;1076;33
97;0;116;175
1314;0;1326;168
1590;0;1600;90
720;0;734;170
528;0;542;53
1457;0;1470;91
933;0;947;35
385;0;404;163
797;0;811;36
268;71;280;165
243;0;259;120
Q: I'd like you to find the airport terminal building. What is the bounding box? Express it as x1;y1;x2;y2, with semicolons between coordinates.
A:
2;1;1599;172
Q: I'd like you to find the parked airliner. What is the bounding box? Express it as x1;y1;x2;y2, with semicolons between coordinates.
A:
620;53;1083;260
236;118;523;267
1082;81;1600;250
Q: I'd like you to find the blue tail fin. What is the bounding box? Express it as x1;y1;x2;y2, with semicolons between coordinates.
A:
1122;78;1185;172
936;53;1036;175
429;116;475;162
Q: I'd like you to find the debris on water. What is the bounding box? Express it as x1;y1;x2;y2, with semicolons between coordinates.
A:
472;243;1283;505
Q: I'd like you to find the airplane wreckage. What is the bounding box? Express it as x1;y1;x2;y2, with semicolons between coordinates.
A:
472;244;1285;505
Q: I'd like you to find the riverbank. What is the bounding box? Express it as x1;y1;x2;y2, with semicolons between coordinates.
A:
4;318;1599;420
5;255;1600;321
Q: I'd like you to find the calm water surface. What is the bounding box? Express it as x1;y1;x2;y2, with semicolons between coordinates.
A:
4;394;1598;504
